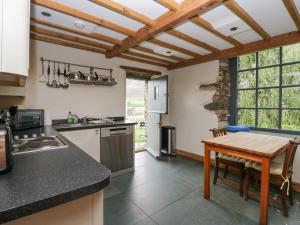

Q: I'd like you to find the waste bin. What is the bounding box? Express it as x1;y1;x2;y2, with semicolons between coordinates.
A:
161;126;176;156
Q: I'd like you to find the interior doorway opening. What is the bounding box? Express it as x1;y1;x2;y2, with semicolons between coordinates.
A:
126;77;148;152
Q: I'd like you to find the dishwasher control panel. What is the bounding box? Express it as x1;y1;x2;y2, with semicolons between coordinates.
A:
101;126;133;137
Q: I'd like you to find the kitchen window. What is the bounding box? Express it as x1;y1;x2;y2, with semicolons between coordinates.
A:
230;43;300;134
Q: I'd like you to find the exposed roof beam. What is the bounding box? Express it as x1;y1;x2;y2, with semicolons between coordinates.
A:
283;0;300;31
31;33;107;54
168;31;300;70
119;54;168;67
148;39;202;58
31;33;167;67
190;16;242;48
31;17;180;62
133;45;185;61
154;0;180;11
32;0;135;36
120;65;162;75
89;0;154;26
125;50;176;64
31;25;112;50
167;29;220;53
105;0;223;58
224;0;271;40
31;17;122;45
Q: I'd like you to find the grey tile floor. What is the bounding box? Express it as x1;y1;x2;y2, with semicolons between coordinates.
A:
104;151;300;225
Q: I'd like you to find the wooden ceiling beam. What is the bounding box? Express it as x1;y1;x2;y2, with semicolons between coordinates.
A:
190;16;242;48
125;50;175;64
31;17;122;45
120;65;162;75
30;33;107;54
283;0;300;31
119;55;168;67
105;0;223;58
168;31;300;70
32;0;135;36
148;39;202;58
89;0;154;26
31;25;112;50
31;33;167;68
154;0;180;11
167;29;220;53
224;0;271;40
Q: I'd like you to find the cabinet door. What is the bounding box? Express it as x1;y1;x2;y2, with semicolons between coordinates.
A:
60;129;100;162
1;0;30;76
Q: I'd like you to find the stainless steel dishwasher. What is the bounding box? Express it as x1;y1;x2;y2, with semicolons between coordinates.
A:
100;126;134;176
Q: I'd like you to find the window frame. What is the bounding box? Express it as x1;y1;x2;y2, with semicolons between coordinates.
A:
229;46;300;135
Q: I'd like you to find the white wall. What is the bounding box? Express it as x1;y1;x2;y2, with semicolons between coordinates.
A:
24;40;166;119
167;60;219;156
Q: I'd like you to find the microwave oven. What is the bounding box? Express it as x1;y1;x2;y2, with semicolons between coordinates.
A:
13;109;44;130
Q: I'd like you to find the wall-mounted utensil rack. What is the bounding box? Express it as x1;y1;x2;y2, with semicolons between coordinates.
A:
40;57;117;88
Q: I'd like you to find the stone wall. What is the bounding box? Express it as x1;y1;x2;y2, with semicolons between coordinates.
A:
199;59;231;128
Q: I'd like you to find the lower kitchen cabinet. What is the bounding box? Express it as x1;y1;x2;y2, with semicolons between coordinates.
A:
60;129;100;162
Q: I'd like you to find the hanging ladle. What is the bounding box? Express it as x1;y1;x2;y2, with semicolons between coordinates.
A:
62;64;69;89
56;63;61;88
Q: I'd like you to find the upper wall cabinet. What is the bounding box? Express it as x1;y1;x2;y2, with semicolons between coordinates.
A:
0;0;30;77
148;76;168;114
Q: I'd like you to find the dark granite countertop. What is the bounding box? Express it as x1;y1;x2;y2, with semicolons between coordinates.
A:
0;126;110;224
53;120;137;132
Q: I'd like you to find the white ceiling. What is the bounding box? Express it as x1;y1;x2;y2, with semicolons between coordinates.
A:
30;0;300;66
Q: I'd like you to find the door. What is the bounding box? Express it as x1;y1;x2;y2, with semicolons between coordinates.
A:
146;76;168;158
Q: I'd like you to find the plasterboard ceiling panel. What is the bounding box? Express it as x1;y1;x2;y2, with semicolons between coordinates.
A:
296;0;300;12
235;0;297;36
53;0;144;30
31;22;114;47
155;33;211;55
174;0;184;3
140;42;193;59
175;21;233;50
232;29;262;44
129;49;178;63
201;5;252;37
113;0;168;20
32;4;127;40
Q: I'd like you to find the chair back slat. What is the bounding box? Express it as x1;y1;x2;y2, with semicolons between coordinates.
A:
282;137;300;176
210;128;227;138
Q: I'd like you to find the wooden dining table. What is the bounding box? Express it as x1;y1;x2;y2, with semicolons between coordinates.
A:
202;132;291;225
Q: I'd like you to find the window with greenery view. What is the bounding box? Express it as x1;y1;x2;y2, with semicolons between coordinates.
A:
236;43;300;132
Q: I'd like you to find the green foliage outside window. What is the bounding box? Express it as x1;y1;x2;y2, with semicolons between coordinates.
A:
236;43;300;132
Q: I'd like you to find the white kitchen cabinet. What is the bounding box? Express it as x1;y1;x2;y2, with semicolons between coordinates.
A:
0;0;30;76
60;129;101;162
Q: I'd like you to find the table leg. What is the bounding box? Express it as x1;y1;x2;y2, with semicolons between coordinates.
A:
260;157;270;225
204;144;211;199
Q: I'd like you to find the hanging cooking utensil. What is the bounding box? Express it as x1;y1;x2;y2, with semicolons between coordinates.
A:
62;63;69;89
56;63;61;88
46;61;52;87
39;58;47;82
51;61;57;88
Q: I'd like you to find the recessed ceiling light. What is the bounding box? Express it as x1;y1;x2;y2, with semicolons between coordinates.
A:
166;51;172;54
230;27;238;31
41;11;51;17
74;21;86;30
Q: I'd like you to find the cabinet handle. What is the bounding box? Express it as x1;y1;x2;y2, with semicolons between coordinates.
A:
95;130;99;134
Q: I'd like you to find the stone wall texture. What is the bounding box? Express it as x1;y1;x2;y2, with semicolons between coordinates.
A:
200;59;231;128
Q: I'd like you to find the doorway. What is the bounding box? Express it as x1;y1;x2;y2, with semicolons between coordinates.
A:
126;77;147;152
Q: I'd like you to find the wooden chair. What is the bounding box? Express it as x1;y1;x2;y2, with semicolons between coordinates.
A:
210;128;246;196
244;137;300;217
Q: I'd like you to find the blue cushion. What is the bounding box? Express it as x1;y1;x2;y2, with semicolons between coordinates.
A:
226;125;251;132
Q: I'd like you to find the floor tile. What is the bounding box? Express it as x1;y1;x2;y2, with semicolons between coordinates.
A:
104;194;147;225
